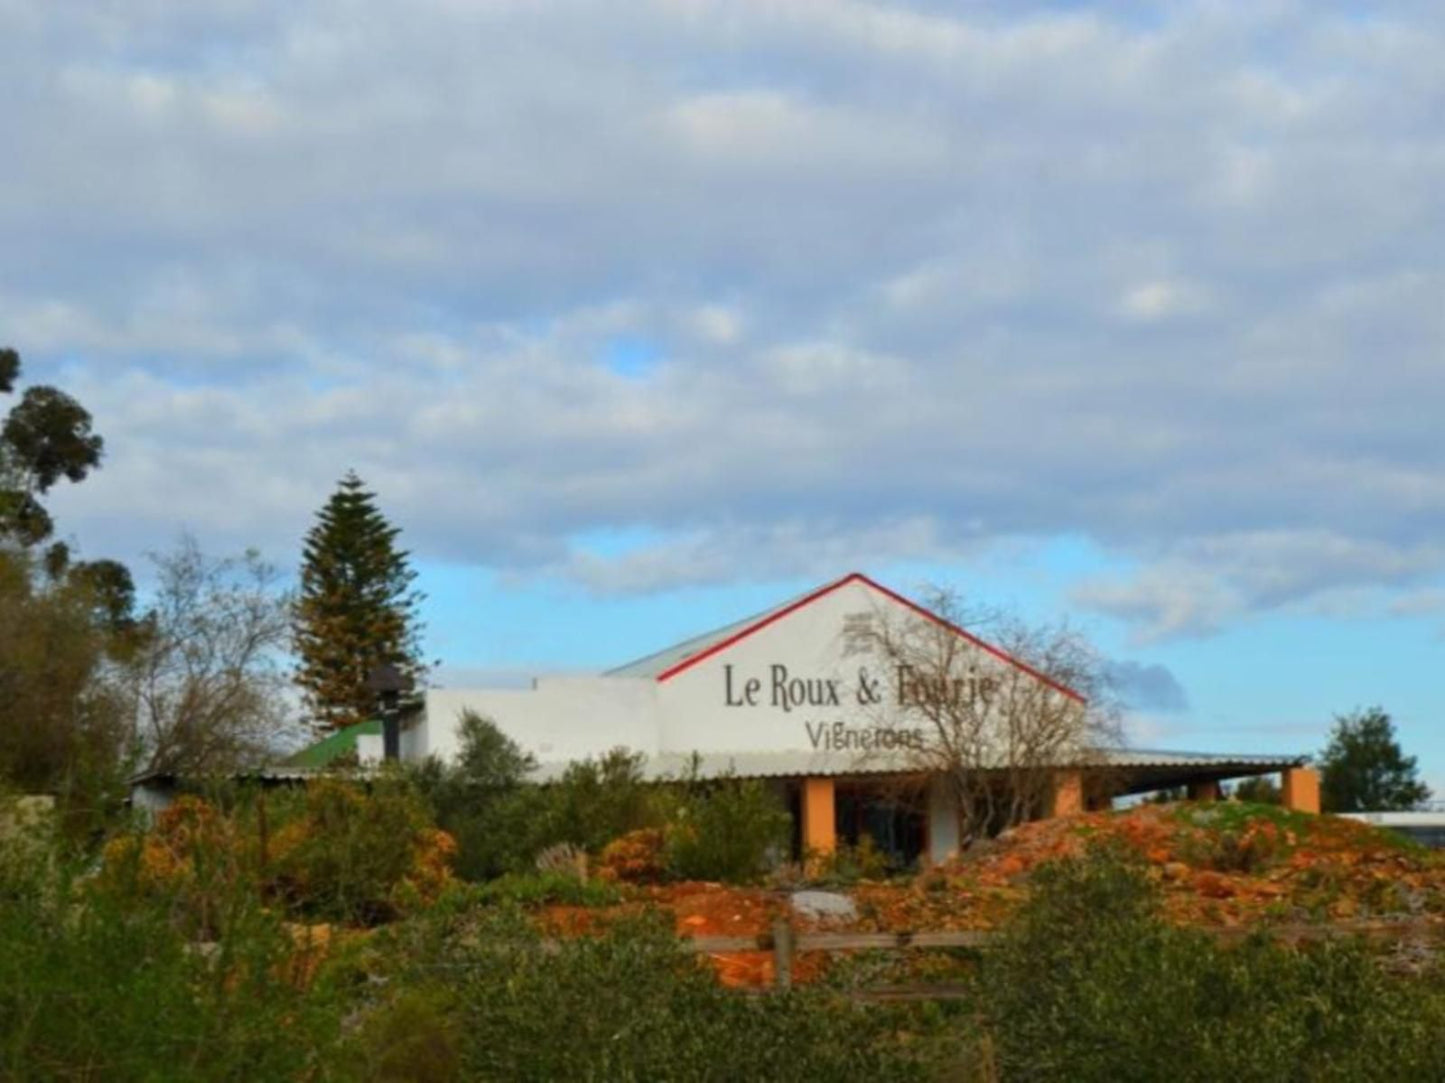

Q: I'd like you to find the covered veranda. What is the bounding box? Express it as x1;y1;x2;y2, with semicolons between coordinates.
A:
765;750;1320;867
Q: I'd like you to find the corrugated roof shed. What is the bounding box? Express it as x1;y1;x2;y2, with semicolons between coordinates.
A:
283;719;380;768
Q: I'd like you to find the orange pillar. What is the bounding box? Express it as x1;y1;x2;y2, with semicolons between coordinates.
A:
1282;767;1320;814
1050;770;1085;818
802;778;836;855
1188;779;1222;802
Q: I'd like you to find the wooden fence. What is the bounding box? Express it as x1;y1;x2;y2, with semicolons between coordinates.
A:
685;919;1444;997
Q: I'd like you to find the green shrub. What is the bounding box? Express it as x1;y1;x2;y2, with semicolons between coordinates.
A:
268;776;454;924
982;843;1445;1082
451;709;537;788
805;835;893;885
412;712;536;881
0;833;351;1081
343;984;462;1083
367;904;931;1081
422;723;792;887
664;775;791;883
469;871;623;909
538;747;661;854
418;717;664;880
432;783;552;881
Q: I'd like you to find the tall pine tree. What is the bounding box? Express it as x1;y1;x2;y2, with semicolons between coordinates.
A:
292;472;427;730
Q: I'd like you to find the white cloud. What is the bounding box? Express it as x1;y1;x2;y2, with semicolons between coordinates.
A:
1117;279;1210;321
549;516;957;596
1073;566;1245;644
3;0;1445;641
686;304;744;345
1074;532;1445;643
1390;589;1445;618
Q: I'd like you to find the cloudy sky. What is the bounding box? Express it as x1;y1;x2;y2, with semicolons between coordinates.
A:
5;1;1443;784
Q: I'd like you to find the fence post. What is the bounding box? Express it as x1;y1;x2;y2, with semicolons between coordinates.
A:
772;918;794;992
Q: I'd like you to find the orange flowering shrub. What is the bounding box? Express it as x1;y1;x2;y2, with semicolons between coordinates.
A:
97;796;251;937
102;783;456;928
599;828;667;883
102;796;236;885
266;779;455;924
406;827;458;902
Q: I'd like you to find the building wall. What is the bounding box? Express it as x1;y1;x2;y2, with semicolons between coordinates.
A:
357;733;383;764
416;578;1063;775
657;579;923;757
423;678;661;767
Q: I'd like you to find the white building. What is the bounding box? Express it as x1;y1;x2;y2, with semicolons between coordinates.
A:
378;572;1315;864
1338;812;1445;849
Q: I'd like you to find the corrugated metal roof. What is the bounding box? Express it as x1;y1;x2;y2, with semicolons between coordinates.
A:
129;765;356;787
247;766;343;781
604;582;827;679
1103;748;1307;770
135;746;1304;788
527;747;1306;783
528;749;921;783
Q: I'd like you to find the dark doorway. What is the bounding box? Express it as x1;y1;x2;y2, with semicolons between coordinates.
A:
835;780;926;868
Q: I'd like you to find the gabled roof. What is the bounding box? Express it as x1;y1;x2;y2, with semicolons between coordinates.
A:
606;572;1086;703
282;719;380;768
605;580;828;680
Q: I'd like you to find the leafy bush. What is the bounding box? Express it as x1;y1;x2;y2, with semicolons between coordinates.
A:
538;747;661;854
343;985;462;1083
104;781;455;928
469;871;623;909
432;782;551;882
268;777;455;924
418;716;663;880
422;719;793;886
804;835;893;885
982;843;1445;1082
664;776;791;883
0;830;351;1081
0;794;57;899
1231;775;1282;804
367;904;932;1081
600;828;668;883
98;795;252;938
451;708;537;788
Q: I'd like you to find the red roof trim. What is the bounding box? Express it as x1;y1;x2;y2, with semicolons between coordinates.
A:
654;572;1088;704
853;574;1087;704
653;573;862;682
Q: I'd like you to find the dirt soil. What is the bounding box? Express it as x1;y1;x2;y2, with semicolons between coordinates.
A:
549;803;1445;987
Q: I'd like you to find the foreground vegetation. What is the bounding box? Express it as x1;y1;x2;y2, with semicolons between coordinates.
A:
982;846;1445;1082
0;785;933;1082
4;780;1445;1082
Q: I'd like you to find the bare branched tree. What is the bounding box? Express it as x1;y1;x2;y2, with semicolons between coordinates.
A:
124;537;301;776
863;588;1123;841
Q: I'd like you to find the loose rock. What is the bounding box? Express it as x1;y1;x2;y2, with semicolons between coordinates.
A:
790;891;858;921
